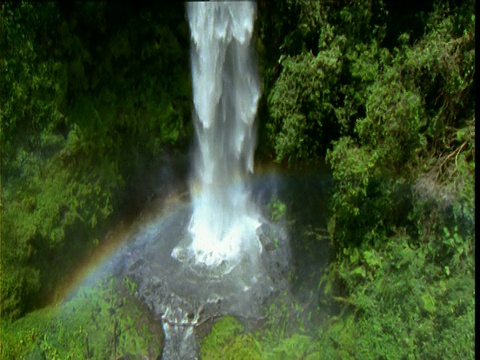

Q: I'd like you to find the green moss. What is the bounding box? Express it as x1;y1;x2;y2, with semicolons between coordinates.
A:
0;276;163;360
200;316;262;360
221;334;262;360
263;333;320;360
200;316;243;353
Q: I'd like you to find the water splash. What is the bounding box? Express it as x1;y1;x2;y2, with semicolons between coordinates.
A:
173;2;262;271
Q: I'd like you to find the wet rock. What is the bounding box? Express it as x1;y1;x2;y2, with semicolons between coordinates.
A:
108;201;290;360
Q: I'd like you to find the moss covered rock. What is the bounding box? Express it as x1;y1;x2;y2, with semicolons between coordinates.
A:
0;275;163;360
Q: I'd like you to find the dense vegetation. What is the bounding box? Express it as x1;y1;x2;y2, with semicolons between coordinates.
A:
0;273;164;359
1;2;191;320
256;0;475;358
1;0;475;359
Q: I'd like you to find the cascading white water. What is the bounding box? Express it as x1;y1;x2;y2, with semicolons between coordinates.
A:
172;2;262;271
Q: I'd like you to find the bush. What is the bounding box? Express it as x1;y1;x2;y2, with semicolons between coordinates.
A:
0;1;191;320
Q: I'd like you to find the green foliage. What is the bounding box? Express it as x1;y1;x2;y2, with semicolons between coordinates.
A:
1;2;191;319
317;231;474;359
263;334;320;360
0;275;163;360
268;196;287;223
200;304;323;360
258;0;388;164
325;0;474;246
1;2;475;359
259;1;475;359
266;19;344;164
200;316;262;360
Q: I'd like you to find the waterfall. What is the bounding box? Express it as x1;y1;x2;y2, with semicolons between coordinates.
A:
173;2;262;272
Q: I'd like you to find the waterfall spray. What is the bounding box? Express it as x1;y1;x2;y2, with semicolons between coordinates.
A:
90;4;289;358
173;2;262;272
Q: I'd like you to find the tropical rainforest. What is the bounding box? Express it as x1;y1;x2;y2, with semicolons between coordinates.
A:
1;0;475;359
